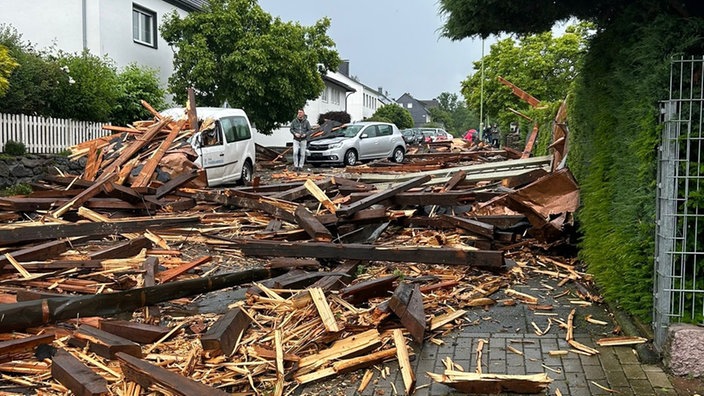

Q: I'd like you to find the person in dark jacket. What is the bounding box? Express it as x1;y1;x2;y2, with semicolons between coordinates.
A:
290;108;311;171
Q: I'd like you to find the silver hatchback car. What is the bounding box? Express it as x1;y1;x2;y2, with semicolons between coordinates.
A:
306;122;406;166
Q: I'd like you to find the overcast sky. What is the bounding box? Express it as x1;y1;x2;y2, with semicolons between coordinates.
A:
257;0;490;101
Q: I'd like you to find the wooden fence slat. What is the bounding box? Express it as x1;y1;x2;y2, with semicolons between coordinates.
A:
0;113;108;154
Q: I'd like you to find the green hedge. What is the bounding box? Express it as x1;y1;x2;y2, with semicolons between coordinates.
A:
568;10;704;321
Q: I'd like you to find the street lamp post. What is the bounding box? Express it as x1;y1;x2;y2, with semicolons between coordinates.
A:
479;38;485;141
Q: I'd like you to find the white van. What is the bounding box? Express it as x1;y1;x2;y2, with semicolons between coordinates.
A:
161;107;256;187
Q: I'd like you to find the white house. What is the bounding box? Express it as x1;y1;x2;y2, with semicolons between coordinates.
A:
0;0;203;98
254;60;396;147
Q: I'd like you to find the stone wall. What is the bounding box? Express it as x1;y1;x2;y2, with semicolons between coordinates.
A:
0;154;86;189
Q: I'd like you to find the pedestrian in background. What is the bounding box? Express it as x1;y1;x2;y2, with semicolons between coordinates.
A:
290;108;311;171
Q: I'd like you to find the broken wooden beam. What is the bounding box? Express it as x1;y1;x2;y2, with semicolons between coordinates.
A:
0;216;199;246
51;349;109;396
393;329;416;395
99;320;171;344
117;352;229;396
427;370;552;394
200;307;251;356
193;190;297;223
68;325;143;359
309;287;341;333
295;205;333;242
235;239;504;268
0;333;55;362
157;256;212;283
389;283;426;343
339;274;398;304
88;236;153;260
0;267;282;332
336;175;431;217
441;215;495;239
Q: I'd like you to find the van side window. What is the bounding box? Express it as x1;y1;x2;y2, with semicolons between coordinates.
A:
378;124;392;136
220;116;251;143
201;125;223;146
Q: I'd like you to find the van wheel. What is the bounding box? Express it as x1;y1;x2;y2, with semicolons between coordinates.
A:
344;149;358;166
239;160;253;185
392;147;405;163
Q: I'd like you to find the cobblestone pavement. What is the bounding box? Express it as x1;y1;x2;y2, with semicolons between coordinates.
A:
297;269;682;396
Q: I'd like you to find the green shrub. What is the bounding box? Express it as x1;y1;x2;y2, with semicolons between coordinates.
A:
110;63;166;125
3;139;26;155
0;183;31;196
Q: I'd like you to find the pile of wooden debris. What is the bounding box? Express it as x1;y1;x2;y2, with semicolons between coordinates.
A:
0;101;643;395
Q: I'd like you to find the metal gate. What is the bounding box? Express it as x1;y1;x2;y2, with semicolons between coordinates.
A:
654;56;704;349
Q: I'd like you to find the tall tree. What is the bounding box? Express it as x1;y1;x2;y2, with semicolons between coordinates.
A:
460;24;591;127
369;103;414;129
428;92;478;134
0;45;18;97
161;0;340;134
438;0;704;39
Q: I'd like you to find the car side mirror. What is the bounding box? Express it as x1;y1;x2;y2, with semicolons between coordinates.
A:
360;133;368;139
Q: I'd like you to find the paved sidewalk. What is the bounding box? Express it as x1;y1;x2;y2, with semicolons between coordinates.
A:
298;271;677;396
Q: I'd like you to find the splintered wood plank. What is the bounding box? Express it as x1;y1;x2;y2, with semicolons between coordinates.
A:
101;118;171;176
304;179;336;213
595;336;648;346
116;352;229;396
83;142;103;181
430;310;467;331
297;329;382;372
393;329;416;395
294;205;333;242
0;239;75;270
339;275;398;304
237;240;504;268
142;256;160;321
88;236;152;260
132;119;187;188
200;307;251;356
427;371;552;394
51;349;109;396
77;207;140;239
274;329;284;396
187;88;199;132
155;169;199;199
336;175;431;217
157;256;212;283
0;333;55;359
442;170;466;192
68;325;143;359
50;172;117;218
0;216;199;245
99;320;170;344
441;215;495;239
271;178;333;201
332;347;397;374
309;287;340;333
389;283;426;343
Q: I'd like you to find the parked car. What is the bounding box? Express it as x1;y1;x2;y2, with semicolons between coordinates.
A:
419;127;452;143
161;107;256;187
306;122;406;166
401;128;423;145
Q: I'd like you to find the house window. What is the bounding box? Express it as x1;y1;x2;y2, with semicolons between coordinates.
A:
133;5;157;48
322;87;329;102
407;103;413;109
332;88;340;105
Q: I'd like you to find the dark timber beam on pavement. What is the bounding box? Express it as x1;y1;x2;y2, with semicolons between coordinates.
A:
236;239;504;268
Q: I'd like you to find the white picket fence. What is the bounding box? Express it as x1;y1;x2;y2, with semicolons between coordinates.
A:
0;113;109;154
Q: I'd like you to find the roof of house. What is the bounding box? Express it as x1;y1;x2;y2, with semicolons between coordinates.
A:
164;0;207;12
323;75;357;93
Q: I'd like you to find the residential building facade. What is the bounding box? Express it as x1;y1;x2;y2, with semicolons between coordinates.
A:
396;93;439;127
255;61;395;147
0;0;204;99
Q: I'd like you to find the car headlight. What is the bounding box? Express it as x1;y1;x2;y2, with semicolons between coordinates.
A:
328;142;343;149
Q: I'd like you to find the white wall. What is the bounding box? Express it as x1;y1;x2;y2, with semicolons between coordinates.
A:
0;0;189;104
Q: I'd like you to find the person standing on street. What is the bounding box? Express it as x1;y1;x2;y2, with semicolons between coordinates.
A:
290;108;311;171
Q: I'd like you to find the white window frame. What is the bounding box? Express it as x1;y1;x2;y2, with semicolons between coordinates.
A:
321;86;329;102
133;4;157;48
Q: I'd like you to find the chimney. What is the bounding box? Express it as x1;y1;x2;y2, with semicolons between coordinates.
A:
378;86;383;95
339;60;350;77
